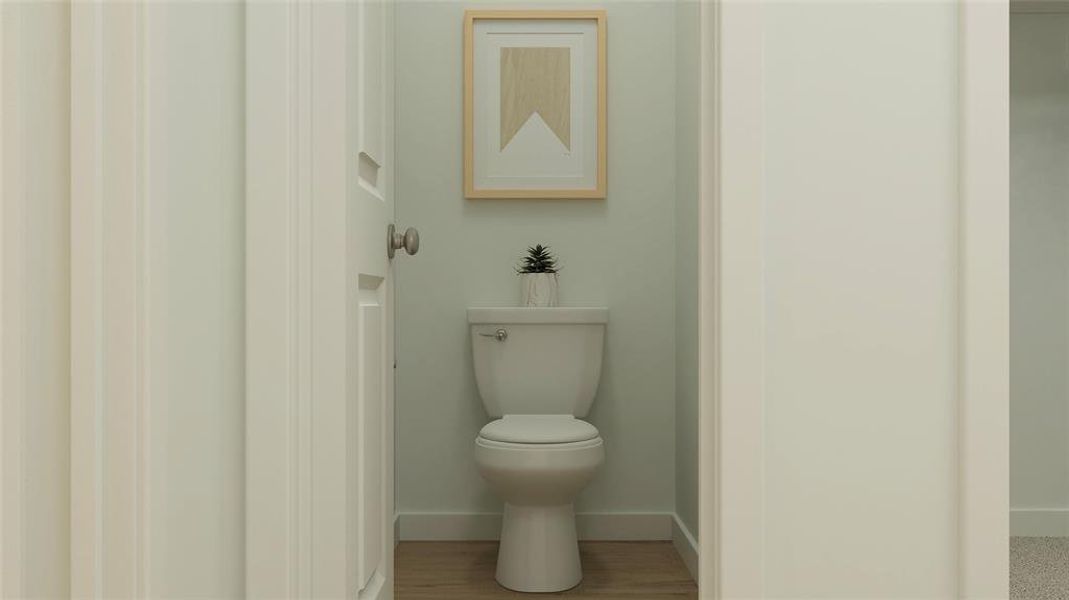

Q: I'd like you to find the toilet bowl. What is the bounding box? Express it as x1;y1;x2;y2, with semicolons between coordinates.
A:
468;307;609;592
474;416;605;592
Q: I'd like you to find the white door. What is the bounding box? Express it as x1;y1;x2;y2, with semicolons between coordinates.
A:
246;2;401;598
351;0;399;597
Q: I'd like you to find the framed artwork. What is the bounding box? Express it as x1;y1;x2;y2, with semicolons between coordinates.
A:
464;10;607;199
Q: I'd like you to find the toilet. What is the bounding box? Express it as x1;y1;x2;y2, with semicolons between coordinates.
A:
468;306;608;593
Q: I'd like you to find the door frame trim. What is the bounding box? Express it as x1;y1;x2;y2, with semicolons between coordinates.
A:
0;8;25;594
69;5;157;597
957;2;1010;595
698;1;1010;597
245;3;315;598
698;0;766;596
246;3;395;598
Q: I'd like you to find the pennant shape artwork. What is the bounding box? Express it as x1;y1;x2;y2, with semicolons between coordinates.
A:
500;47;571;151
465;11;606;198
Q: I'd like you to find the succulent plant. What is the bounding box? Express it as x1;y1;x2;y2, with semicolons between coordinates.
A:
516;244;559;274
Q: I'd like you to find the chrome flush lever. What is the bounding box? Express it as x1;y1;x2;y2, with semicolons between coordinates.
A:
479;328;508;342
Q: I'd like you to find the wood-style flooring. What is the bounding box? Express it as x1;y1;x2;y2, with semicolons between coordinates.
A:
395;541;698;599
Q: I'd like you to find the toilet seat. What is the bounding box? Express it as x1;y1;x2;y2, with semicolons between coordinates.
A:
475;436;603;451
479;414;599;444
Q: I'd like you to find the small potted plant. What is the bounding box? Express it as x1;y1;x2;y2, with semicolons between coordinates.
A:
516;244;560;307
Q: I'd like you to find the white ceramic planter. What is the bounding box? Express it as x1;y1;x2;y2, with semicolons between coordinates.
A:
520;273;559;307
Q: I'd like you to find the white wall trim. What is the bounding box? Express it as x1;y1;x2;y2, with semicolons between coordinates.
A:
396;512;675;542
697;2;714;597
958;1;1010;597
0;7;26;595
4;6;73;596
69;6;105;594
672;514;699;584
1010;508;1069;537
703;1;1009;598
245;3;311;598
70;4;155;598
701;0;765;598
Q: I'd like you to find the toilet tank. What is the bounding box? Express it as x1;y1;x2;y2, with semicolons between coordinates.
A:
468;307;608;418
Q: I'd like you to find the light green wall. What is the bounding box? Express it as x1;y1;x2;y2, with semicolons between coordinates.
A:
674;0;701;541
394;0;687;515
1010;13;1069;532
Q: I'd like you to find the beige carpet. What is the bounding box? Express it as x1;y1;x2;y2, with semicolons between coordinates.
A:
1011;537;1069;599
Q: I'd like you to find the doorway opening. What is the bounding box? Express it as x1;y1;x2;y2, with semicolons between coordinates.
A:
390;2;702;597
1009;3;1069;596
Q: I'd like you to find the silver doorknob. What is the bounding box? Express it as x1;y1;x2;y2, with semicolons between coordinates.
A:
387;224;420;258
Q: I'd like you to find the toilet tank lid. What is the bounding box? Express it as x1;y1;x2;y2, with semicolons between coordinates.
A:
467;307;608;324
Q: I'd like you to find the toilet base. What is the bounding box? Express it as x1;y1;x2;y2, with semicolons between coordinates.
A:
495;503;582;593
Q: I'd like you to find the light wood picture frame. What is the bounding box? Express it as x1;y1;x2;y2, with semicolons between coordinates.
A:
464;10;607;199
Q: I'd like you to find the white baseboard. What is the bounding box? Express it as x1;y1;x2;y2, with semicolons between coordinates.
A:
671;514;699;583
397;512;675;542
1011;508;1069;536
